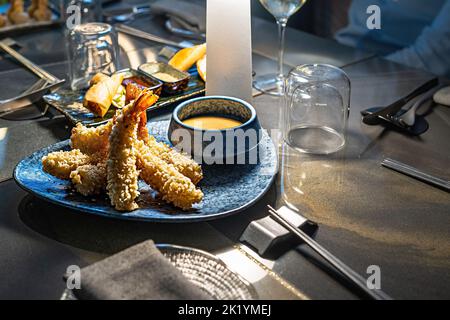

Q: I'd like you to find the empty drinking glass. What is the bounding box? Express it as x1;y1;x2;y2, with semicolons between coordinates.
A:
284;64;350;154
67;22;119;90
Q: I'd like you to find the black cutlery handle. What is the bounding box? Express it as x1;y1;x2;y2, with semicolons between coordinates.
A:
362;77;438;123
402;78;439;105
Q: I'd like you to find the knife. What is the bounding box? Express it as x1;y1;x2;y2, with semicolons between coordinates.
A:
115;24;194;49
103;5;151;23
361;78;439;125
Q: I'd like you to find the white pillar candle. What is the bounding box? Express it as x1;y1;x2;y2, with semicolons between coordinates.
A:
206;0;253;103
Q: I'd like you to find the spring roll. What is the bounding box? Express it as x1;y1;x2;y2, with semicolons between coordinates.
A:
89;73;110;86
83;73;124;117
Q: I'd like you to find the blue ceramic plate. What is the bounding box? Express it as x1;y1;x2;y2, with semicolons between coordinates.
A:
14;121;277;223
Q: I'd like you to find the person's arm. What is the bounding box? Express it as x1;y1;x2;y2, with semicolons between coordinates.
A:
387;0;450;77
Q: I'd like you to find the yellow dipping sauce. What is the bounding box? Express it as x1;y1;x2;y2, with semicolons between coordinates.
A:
183;116;243;130
152;72;179;82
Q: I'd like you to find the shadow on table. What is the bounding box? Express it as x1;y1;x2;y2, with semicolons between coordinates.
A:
208;183;278;241
17;182;278;256
17;194;234;255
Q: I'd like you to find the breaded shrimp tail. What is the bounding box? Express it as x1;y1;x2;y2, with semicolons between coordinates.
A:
42;149;91;179
136;140;203;210
107;91;158;211
137;109;151;145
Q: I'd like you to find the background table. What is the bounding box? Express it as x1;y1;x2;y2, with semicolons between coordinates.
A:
0;2;449;300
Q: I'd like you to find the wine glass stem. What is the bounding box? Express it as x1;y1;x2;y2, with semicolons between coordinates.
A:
277;20;287;82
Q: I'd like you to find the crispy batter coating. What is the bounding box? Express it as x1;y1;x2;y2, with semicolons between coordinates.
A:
107;108;139;210
107;91;158;211
136;140;203;210
70;162;107;196
42;149;91;179
138;112;203;184
70;121;113;156
147;135;203;185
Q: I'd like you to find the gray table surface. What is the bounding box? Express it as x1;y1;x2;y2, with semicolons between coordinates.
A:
0;5;449;300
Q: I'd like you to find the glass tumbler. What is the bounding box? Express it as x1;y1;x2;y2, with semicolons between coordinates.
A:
67;22;119;90
283;64;350;154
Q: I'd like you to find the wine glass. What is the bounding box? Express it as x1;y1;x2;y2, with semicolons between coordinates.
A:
253;0;308;96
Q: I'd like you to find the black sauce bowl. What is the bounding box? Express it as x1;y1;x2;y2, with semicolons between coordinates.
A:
168;96;262;164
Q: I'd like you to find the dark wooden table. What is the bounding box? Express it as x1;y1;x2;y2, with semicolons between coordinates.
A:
0;4;448;300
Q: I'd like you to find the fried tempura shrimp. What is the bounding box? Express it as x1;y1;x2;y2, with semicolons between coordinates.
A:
107;91;158;211
136;140;203;210
42;149;91;179
137;112;203;184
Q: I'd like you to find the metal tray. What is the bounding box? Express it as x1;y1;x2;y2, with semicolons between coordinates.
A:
0;1;62;36
139;61;190;95
116;67;163;97
43;68;205;127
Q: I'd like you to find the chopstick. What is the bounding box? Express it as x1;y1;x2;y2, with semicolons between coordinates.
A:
382;158;450;192
267;206;392;300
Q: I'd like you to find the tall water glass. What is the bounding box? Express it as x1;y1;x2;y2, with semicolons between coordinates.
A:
67;23;119;90
284;64;350;154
